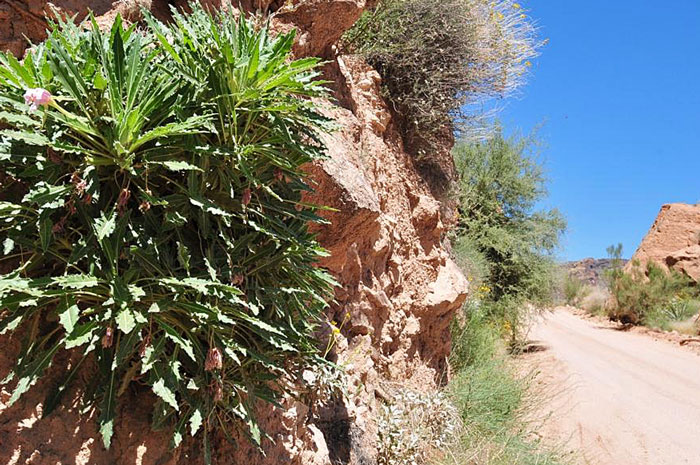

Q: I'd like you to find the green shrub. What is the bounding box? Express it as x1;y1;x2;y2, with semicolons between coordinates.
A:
0;5;334;452
450;300;499;372
344;0;540;158
607;258;699;326
562;274;590;307
579;287;609;316
441;303;567;465
452;128;565;345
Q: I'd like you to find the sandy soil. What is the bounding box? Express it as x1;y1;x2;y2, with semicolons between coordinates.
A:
522;307;700;465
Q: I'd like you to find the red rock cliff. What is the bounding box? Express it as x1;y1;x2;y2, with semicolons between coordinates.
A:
627;203;700;282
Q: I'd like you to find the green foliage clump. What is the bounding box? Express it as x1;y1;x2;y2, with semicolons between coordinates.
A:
344;0;539;159
452;128;565;345
439;304;568;465
562;274;591;307
0;4;334;452
606;248;699;327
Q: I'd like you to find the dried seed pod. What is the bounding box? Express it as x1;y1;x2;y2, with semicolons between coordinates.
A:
66;199;77;215
139;334;151;357
102;327;114;348
210;379;223;402
241;188;252;206
117;188;131;212
231;274;244;286
205;347;223;371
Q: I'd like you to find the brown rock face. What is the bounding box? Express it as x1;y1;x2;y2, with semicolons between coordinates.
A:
627;203;700;281
566;258;627;288
0;3;468;465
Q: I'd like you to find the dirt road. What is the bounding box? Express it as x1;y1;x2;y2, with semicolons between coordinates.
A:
526;308;700;465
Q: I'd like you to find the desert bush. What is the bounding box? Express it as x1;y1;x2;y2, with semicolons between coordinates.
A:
579;287;609;316
343;0;540;158
452;128;565;345
0;4;334;453
562;274;590;307
606;255;699;326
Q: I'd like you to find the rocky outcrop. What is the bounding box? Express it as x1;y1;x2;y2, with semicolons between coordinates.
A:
0;2;468;465
627;203;700;281
566;258;627;288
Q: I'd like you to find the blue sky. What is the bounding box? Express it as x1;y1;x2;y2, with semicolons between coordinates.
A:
498;1;700;261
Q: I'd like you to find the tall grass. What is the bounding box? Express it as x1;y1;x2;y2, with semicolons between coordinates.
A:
435;304;567;465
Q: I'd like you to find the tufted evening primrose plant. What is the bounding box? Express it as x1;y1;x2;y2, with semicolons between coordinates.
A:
0;2;336;459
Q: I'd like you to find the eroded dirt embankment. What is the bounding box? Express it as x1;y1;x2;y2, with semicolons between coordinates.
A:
524;308;700;465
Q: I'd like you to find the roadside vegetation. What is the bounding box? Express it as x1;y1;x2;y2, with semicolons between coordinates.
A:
604;245;700;332
344;0;540;183
438;131;567;465
440;304;567;465
348;1;568;463
452;129;566;349
562;274;591;307
563;243;700;333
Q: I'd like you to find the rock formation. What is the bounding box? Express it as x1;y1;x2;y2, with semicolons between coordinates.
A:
0;2;468;464
566;258;626;288
627;203;700;282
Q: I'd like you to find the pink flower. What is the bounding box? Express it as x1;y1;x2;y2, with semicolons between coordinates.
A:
24;88;52;111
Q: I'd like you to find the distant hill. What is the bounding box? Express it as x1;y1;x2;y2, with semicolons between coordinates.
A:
565;258;627;288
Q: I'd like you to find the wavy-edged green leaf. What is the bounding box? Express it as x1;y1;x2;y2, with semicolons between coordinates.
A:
99;369;117;449
152;378;179;411
65;322;98;349
52;274;100;289
58;302;79;334
94;211;116;241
